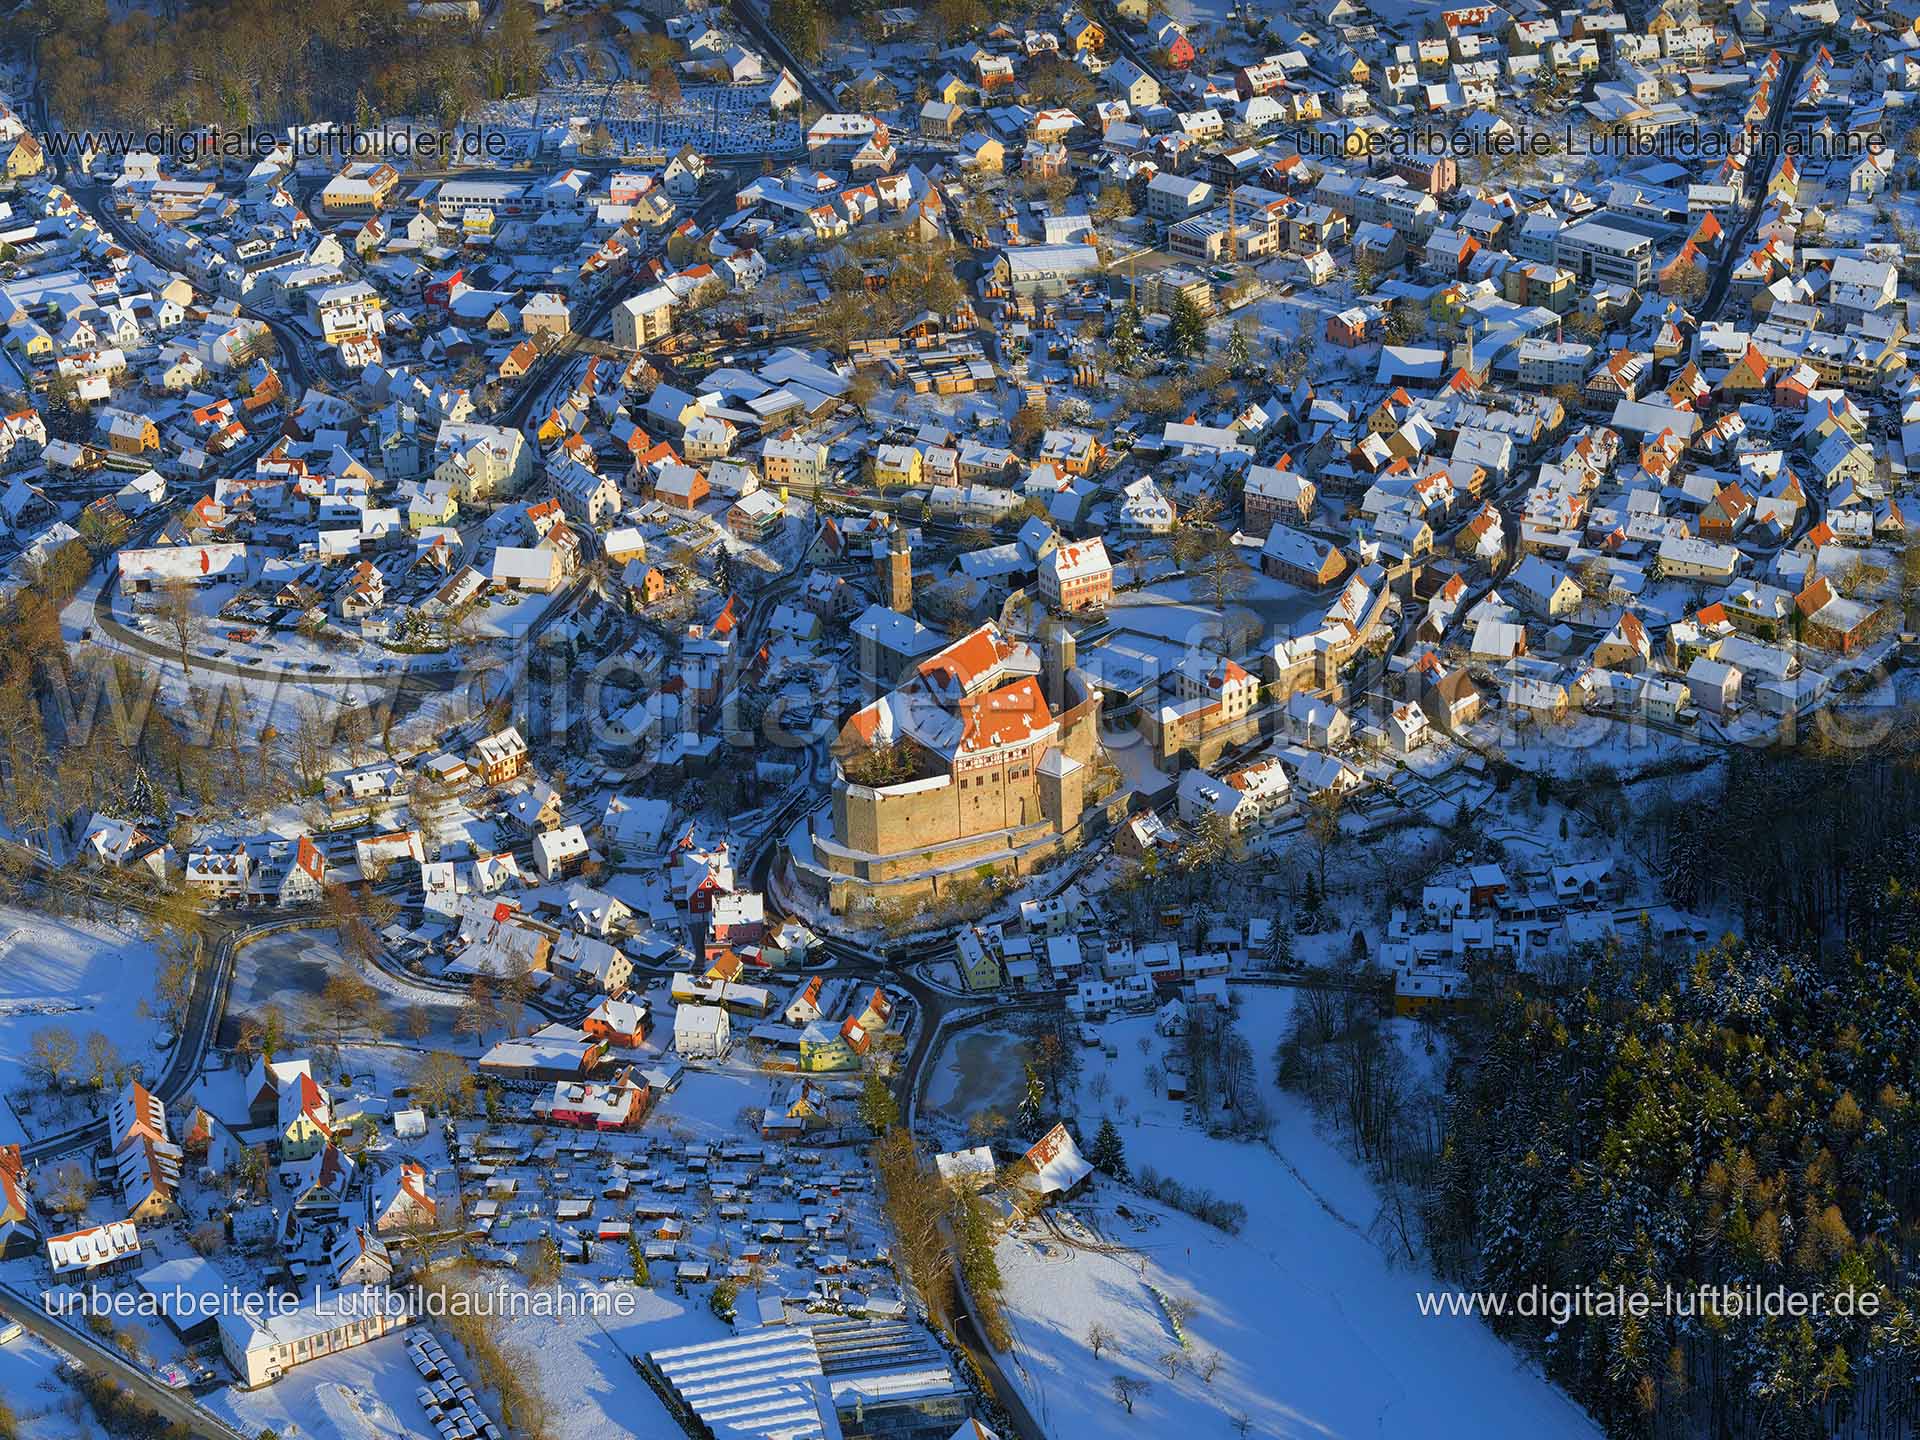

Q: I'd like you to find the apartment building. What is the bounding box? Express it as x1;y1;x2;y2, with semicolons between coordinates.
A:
1515;339;1595;388
1554;219;1654;288
1145;172;1215;221
1040;537;1114;612
613;287;675;349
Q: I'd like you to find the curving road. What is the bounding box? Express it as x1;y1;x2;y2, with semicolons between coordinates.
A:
15;889;323;1166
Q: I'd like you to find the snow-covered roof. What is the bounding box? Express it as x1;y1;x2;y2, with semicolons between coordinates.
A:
48;1220;141;1273
1021;1122;1093;1194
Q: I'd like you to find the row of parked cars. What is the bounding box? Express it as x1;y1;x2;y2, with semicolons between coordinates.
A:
408;1329;501;1440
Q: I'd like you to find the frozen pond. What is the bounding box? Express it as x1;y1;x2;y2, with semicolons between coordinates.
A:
228;928;340;1015
221;928;466;1048
927;1022;1032;1119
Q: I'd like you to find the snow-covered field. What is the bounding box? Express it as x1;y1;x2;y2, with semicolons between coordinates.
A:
0;906;170;1143
438;1274;718;1439
981;989;1600;1439
0;1328;103;1440
211;1331;436;1440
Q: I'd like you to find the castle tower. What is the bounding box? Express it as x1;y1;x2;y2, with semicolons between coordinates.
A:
875;525;912;613
1038;747;1087;835
1043;622;1077;712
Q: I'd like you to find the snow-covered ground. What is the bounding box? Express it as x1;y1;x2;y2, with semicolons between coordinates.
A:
211;1331;439;1440
0;906;170;1143
995;1183;1598;1440
436;1274;718;1440
0;1328;104;1440
979;989;1600;1439
207;1293;727;1440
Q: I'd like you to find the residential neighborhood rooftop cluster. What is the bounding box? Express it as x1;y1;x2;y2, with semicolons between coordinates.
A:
0;0;1913;1437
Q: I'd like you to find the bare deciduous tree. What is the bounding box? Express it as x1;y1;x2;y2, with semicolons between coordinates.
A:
82;1030;120;1089
27;1026;77;1086
159;580;200;673
46;1161;90;1215
454;976;500;1042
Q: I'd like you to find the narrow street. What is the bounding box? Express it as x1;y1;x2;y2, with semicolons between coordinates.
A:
0;1284;249;1440
1697;44;1811;324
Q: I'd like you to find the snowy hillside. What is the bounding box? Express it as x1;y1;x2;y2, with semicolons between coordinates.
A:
987;989;1601;1439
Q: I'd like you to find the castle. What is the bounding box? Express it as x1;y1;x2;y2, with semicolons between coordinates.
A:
782;621;1108;914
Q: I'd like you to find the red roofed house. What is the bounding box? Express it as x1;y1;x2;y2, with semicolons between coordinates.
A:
0;1144;34;1256
540;1068;649;1130
582;997;651;1047
1773;364;1818;410
1594;611;1651;671
1721;343;1771;393
1796;575;1883;655
257;834;327;906
839;1015;874;1057
279;1073;335;1161
498;339;540;381
1699;482;1755;542
857;985;895;1033
287;1141;356;1210
1020;1122;1093;1199
109;1081;180;1221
